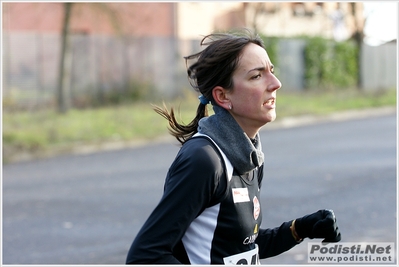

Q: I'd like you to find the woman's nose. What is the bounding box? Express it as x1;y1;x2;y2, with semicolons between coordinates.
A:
268;74;282;92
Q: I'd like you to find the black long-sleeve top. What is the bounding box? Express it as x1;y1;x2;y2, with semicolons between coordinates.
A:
126;136;298;264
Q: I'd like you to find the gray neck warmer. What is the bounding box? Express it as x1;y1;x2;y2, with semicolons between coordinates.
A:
198;105;264;175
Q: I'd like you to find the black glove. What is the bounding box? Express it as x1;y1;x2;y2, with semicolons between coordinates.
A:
295;209;341;243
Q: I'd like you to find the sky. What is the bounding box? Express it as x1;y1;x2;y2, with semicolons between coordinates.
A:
362;2;398;45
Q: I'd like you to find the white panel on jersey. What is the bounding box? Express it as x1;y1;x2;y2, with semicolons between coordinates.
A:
182;203;221;264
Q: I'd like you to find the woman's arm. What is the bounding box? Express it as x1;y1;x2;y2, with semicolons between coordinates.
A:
256;220;299;259
126;138;225;264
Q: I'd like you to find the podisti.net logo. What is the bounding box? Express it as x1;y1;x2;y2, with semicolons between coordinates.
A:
308;242;395;264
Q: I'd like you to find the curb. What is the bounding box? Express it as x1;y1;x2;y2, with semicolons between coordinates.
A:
5;107;397;164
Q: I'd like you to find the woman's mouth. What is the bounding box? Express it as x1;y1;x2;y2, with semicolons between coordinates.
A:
263;98;276;108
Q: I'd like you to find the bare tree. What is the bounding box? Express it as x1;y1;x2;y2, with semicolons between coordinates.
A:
250;3;265;33
57;3;73;113
56;3;123;113
350;2;365;89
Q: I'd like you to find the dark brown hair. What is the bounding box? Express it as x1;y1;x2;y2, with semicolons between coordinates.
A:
154;29;265;144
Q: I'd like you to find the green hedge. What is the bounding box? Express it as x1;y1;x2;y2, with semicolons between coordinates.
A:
261;35;359;90
260;35;279;66
303;37;358;90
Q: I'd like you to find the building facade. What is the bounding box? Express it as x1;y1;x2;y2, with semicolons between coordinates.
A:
3;2;364;40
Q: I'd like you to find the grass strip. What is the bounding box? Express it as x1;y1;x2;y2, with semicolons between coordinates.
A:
3;89;396;163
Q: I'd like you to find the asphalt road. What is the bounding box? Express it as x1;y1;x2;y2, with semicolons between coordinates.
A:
2;113;397;265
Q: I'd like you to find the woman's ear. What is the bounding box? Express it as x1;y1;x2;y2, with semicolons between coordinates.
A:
212;86;231;110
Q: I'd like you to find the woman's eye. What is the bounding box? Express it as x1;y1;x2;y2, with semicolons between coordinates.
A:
252;74;261;79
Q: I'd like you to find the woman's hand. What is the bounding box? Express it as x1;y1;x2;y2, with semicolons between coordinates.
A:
294;209;341;243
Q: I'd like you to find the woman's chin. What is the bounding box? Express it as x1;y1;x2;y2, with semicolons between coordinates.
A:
265;112;277;123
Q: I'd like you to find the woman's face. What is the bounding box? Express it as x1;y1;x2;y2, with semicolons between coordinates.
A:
226;43;282;138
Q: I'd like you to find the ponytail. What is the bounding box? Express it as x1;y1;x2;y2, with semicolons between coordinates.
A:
153;102;208;145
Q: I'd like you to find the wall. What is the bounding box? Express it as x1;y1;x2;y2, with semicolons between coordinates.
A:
360;42;397;91
2;33;186;109
275;39;307;91
2;2;177;37
2;33;396;110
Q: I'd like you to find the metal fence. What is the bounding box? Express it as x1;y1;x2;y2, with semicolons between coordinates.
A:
2;33;198;110
2;33;397;110
360;42;397;91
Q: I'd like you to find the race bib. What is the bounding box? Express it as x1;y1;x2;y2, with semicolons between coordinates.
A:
232;188;250;203
223;245;260;265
